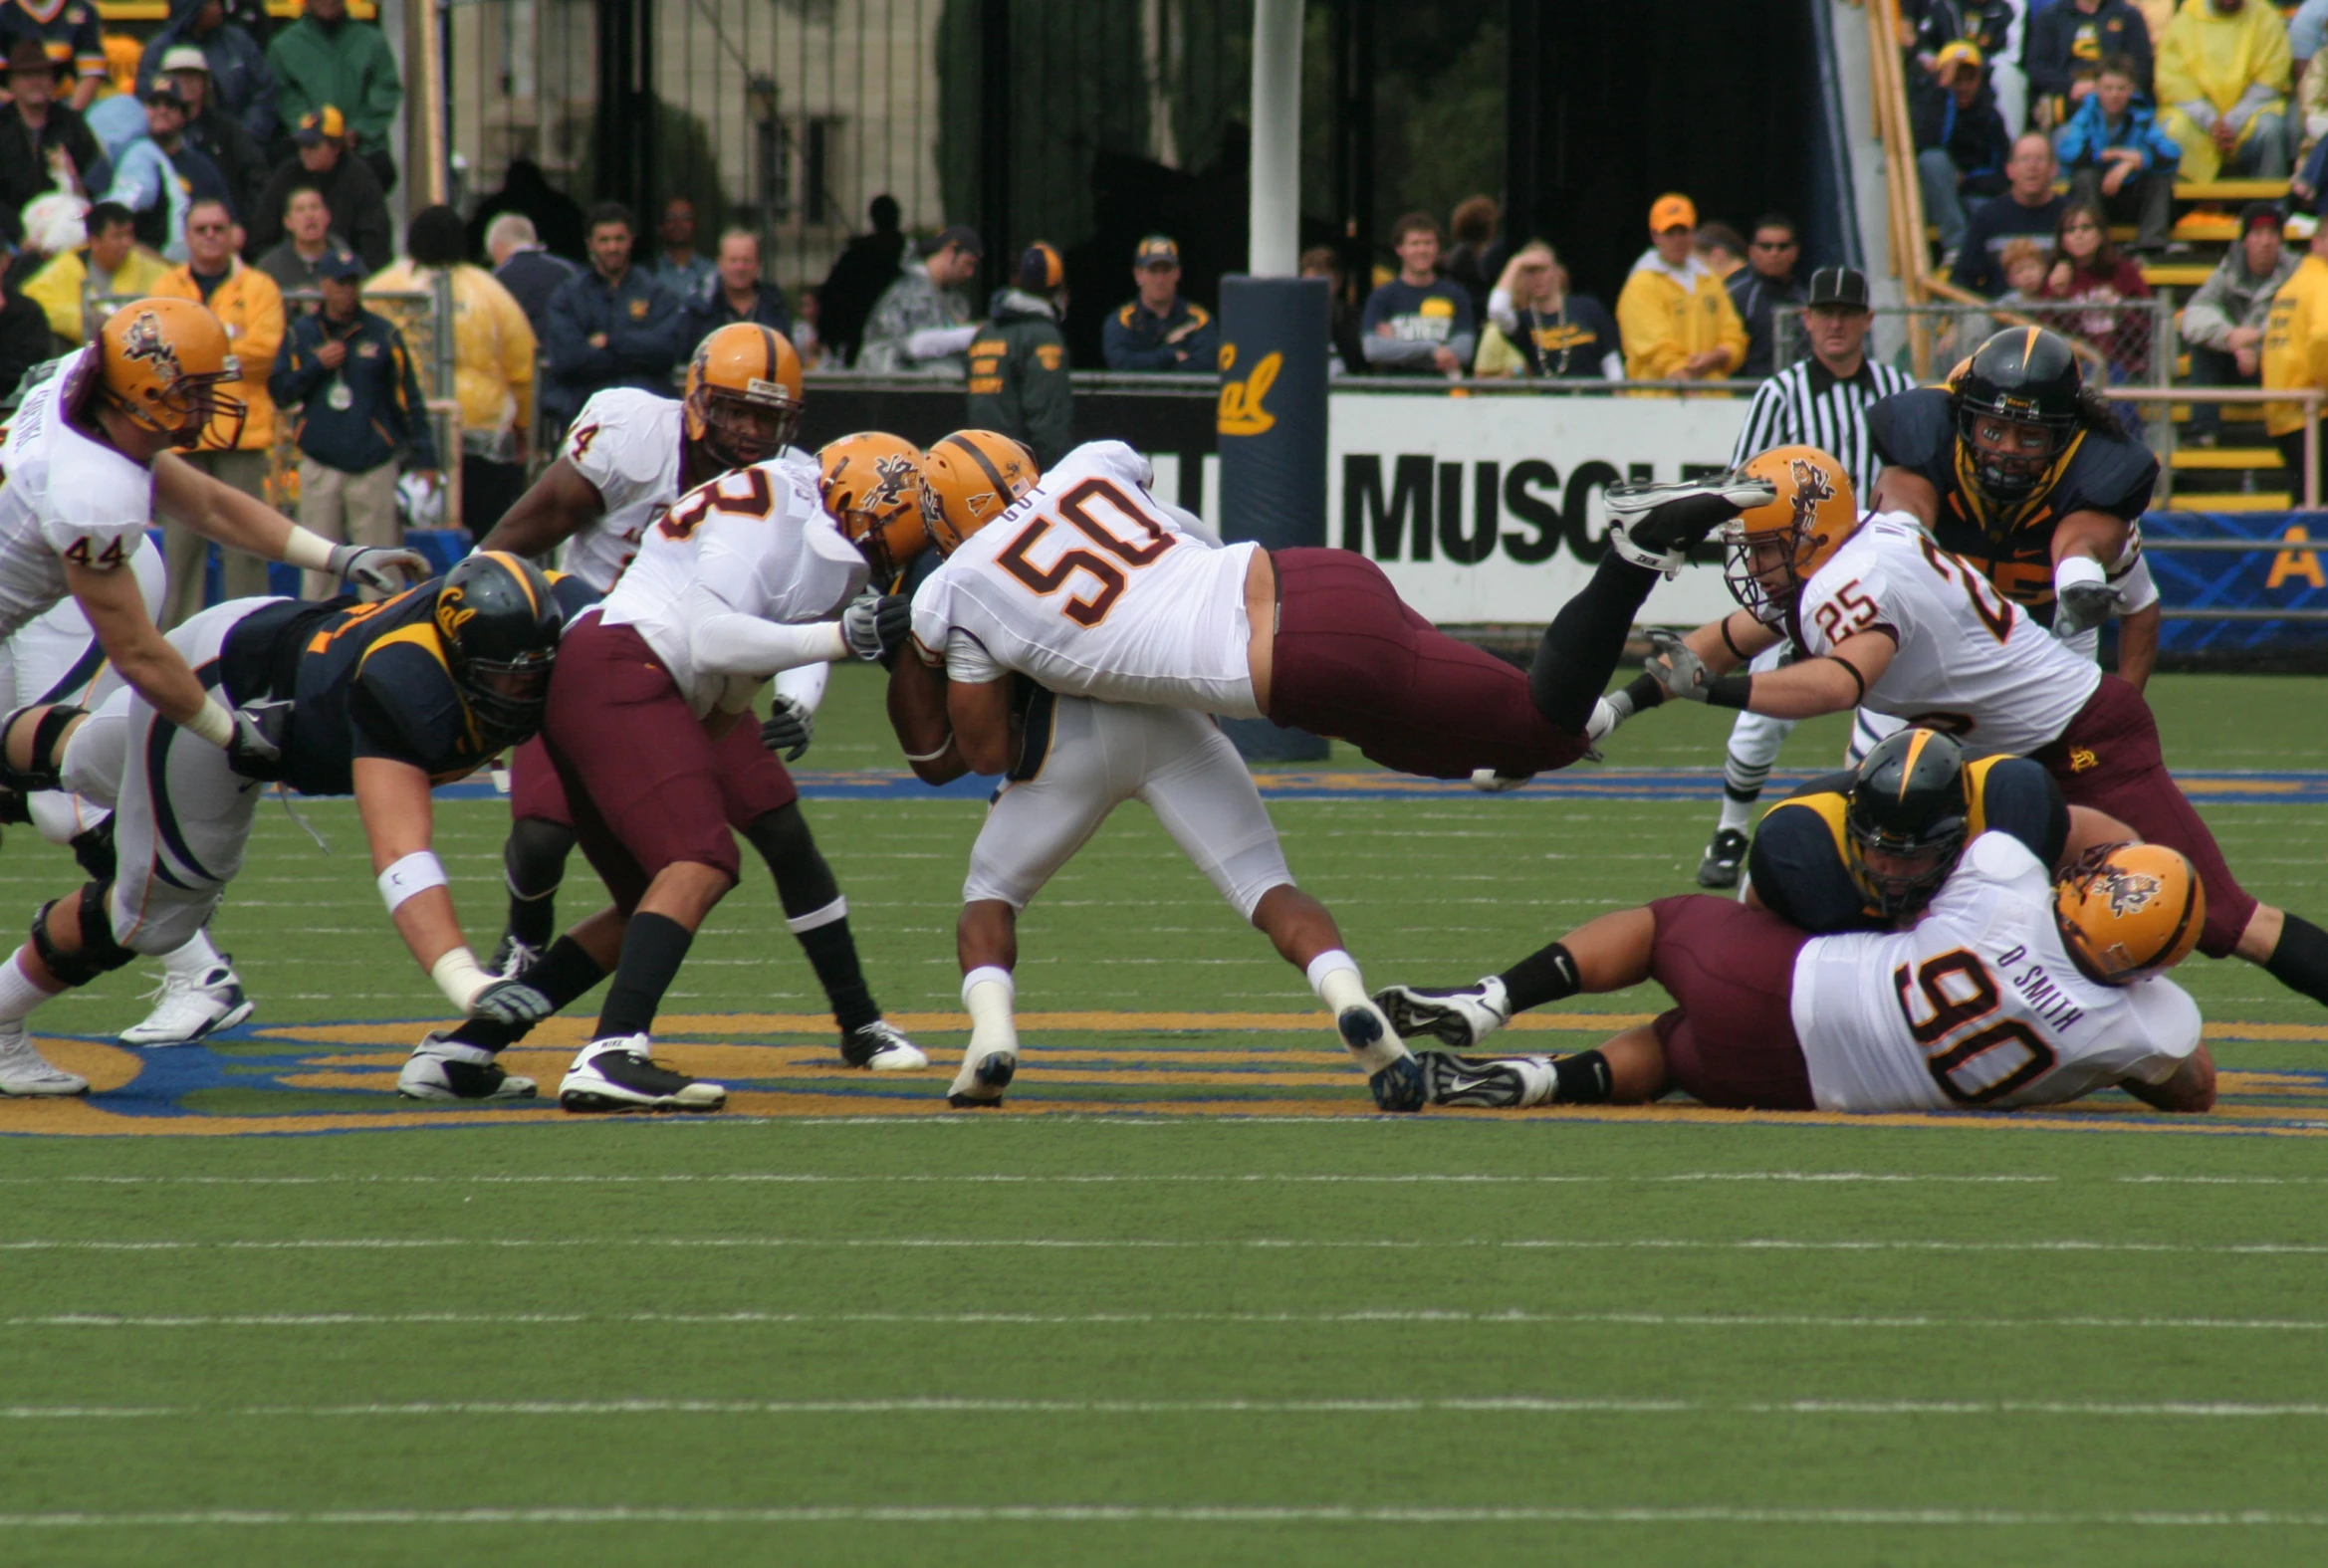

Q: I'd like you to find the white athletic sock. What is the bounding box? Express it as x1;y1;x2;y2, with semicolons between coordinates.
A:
961;965;1019;1056
1717;794;1754;835
1307;950;1404;1070
0;950;58;1029
163;930;224;983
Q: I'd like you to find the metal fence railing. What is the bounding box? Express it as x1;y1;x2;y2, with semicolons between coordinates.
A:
1773;298;2174;395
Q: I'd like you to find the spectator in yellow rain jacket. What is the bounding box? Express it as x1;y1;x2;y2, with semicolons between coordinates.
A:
2262;214;2328;474
2156;0;2292;182
367;205;538;533
21;200;170;346
1614;193;1748;381
151;194;285;622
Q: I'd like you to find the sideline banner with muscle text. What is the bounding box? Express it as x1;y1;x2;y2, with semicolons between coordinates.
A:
1325;389;1752;624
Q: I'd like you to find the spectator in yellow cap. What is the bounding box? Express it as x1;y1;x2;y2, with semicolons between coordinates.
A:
1614;193;1746;381
251;104;390;271
1913;41;2014;265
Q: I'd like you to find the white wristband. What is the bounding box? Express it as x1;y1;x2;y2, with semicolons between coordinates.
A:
2054;555;2107;597
902;735;954;764
281;526;338;572
184;697;235;749
377;849;448;914
429;947;491;1012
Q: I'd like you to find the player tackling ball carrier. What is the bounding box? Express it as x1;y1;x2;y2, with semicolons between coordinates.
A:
470;323;922;1074
1607;444;2328;1014
889;433;1426;1109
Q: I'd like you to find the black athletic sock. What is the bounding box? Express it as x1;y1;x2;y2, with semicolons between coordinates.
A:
449;936;609;1052
2264;913;2328;1007
1550;1049;1613;1104
1621;672;1668;714
1529;555;1664;731
743;806;878;1032
595;913;695;1040
1499;941;1582;1012
502;818;576;949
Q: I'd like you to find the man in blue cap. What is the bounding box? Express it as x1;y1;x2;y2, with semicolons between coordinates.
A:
1102;234;1217;372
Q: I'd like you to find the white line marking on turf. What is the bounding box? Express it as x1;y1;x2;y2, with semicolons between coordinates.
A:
0;1506;2323;1528
12;1171;2065;1187
3;1236;2318;1254
5;1398;2328;1421
9;1310;2325;1332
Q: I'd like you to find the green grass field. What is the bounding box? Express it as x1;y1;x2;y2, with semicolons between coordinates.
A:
2;665;2326;1566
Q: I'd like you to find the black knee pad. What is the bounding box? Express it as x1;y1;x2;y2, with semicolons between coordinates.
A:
70;818;116;883
31;882;135;989
1;704;87;792
503;816;578;899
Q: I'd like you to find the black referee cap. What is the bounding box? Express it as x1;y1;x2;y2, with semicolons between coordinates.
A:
1806;266;1870;310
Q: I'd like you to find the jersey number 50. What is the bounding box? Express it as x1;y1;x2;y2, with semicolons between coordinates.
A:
996;477;1175;627
1892;948;2057;1105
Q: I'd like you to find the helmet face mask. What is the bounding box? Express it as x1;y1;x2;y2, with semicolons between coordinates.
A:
434;551;564;746
818;432;926;586
1951;327;2083;506
1720;446;1857;627
1844;727;1971;922
683;325;804;472
96;300;244;451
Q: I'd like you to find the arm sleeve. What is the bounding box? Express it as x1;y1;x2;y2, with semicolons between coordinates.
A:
2221;79;2284;136
359;32;406;145
1180;311;1220;369
2180;268;2237;348
1486;287;1519;336
608;286;686;374
905;324;979;359
540;283;613;377
943;628;1004;684
2023;11;2069;98
266;38;313;129
1102;310;1165;369
268;321;327;406
1362;335;1440;365
1019;336;1074;469
235;271;287;380
2109;537;2160;615
678;578;847;679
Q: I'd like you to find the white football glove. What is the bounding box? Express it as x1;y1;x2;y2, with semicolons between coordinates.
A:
840;590;911;663
331;543;433;594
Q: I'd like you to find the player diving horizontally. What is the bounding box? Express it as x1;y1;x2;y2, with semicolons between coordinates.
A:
0;554;571;1098
398;414;923;1113
1379;727;2214;1117
470;323;922;1072
1602;444;2328;1012
898;432;1778;1109
0;299;429;1092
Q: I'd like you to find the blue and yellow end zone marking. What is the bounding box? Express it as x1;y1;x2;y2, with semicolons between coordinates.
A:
4;1011;2326;1138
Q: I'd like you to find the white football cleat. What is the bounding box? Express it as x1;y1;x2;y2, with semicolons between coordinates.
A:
1373;977;1513;1050
558;1035;726;1113
397;1032;538;1102
841;1018;928;1070
117;957;253;1046
0;1028;88;1097
1469;769;1532;793
1421;1052;1558;1109
947;1043;1017;1108
1603;473;1777;576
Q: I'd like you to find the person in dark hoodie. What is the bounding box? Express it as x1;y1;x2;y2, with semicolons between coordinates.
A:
966;242;1073;468
0;238;49;397
135;0;280;144
249;105;390;272
467;157;587;264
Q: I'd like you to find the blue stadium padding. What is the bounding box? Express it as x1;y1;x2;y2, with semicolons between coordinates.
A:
2141;510;2328;656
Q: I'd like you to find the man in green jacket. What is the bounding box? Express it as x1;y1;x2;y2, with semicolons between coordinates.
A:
267;0;402;193
966;242;1073;468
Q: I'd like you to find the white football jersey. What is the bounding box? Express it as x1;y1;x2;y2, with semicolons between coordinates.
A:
557;388;684;591
599;453;866;715
1791;832;2201;1113
909;441;1262;717
1793;512;2101;758
0;350;154;640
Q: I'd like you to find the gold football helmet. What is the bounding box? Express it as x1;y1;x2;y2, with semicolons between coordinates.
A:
1720;444;1860;625
95;297;245;450
682;323;804;469
920;429;1039;556
2054;841;2206;986
818;432;927;586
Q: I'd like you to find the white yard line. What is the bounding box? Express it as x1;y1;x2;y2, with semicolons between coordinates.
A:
0;1505;2322;1528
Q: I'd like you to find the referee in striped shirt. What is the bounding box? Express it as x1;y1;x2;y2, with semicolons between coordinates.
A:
1694;265;1918;889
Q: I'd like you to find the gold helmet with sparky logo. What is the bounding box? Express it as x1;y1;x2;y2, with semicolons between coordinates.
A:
1719;444;1860;625
2054;841;2206;986
919;429;1039;556
682;323;804;469
94;297;245;450
818;432;927;586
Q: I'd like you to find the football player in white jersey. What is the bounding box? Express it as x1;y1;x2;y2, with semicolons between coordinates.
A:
423;424;919;1113
907;433;1771;784
1611;444;2328;1018
1374;832;2212;1116
0;539;255;1045
0;301;426;856
466;327;917;1075
886;448;1427;1113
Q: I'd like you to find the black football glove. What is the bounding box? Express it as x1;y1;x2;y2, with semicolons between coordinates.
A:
760;693;815;761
